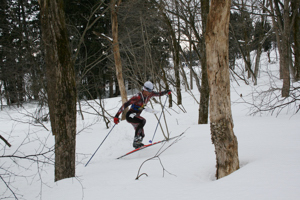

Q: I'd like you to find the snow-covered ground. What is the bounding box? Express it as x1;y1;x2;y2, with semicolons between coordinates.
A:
1;51;299;200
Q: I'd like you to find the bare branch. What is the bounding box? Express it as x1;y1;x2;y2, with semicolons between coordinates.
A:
0;175;19;200
135;129;188;180
0;135;11;147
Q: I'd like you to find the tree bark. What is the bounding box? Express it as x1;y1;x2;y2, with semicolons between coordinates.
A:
205;0;239;179
254;46;262;85
293;1;300;81
254;4;266;86
281;0;291;97
198;0;210;124
111;0;128;120
174;1;182;105
39;0;77;182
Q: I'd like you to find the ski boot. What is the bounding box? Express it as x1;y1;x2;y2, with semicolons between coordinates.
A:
133;135;144;149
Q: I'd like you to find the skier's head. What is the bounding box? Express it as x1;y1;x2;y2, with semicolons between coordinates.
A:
143;81;153;92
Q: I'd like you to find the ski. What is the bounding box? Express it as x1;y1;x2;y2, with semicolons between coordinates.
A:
117;133;184;159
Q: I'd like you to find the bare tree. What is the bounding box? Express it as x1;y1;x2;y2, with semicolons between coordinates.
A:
230;1;255;80
253;0;271;85
269;0;300;97
292;0;300;81
111;0;128;120
39;0;77;181
153;0;182;105
205;0;239;179
158;0;210;123
198;0;210;124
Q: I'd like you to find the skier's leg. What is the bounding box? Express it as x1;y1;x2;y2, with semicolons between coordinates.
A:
126;111;146;137
126;111;146;148
134;116;146;137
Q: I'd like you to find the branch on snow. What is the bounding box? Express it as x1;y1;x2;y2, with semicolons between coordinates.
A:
0;134;11;147
135;129;188;180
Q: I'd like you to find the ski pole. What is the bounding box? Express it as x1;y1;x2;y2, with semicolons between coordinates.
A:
149;95;169;143
85;124;116;167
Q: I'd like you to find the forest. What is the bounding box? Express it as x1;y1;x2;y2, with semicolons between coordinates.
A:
0;0;300;199
1;0;299;109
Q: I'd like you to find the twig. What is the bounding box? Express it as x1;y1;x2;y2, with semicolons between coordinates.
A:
0;175;19;199
135;173;148;180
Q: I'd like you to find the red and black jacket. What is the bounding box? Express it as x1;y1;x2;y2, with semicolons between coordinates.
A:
115;90;168;118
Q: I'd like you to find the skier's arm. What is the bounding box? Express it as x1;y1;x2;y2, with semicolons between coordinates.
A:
114;100;131;118
114;95;140;118
151;90;171;97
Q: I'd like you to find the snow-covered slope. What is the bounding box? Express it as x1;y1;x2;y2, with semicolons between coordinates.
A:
1;51;299;200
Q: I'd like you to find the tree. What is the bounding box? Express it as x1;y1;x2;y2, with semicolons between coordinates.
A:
0;0;42;106
110;0;128;120
292;0;300;81
155;0;209;122
198;0;210;124
155;0;182;105
229;3;254;79
269;0;300;97
64;0;112;100
39;0;77;181
173;0;182;105
118;0;169;88
252;0;273;85
205;0;239;179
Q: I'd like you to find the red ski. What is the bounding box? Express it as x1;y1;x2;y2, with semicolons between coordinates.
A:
117;133;184;159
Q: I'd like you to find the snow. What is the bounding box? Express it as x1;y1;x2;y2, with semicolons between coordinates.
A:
1;51;300;200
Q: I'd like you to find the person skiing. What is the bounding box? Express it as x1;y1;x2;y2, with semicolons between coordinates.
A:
114;81;171;149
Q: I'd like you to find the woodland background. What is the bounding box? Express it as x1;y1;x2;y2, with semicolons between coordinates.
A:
1;0;299;110
1;0;300;199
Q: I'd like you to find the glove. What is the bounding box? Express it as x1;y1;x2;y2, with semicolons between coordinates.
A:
114;117;119;124
167;90;172;95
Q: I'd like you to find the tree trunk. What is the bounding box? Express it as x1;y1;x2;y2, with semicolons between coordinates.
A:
174;1;182;105
174;45;182;105
198;0;210;124
111;0;128;120
161;66;172;107
156;1;181;105
293;1;300;81
254;2;266;86
281;0;291;97
271;0;297;97
254;46;262;85
245;36;251;79
39;0;77;182
189;42;193;90
269;0;283;79
109;69;114;98
205;0;239;179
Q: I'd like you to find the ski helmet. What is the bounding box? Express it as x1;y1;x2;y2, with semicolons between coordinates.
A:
143;81;153;92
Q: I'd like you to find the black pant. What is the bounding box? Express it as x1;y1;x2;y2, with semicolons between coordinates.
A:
126;110;146;138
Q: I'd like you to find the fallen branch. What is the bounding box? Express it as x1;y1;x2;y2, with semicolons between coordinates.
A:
135;129;188;180
0;134;11;147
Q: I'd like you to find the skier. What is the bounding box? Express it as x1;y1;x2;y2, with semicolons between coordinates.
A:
114;81;171;149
